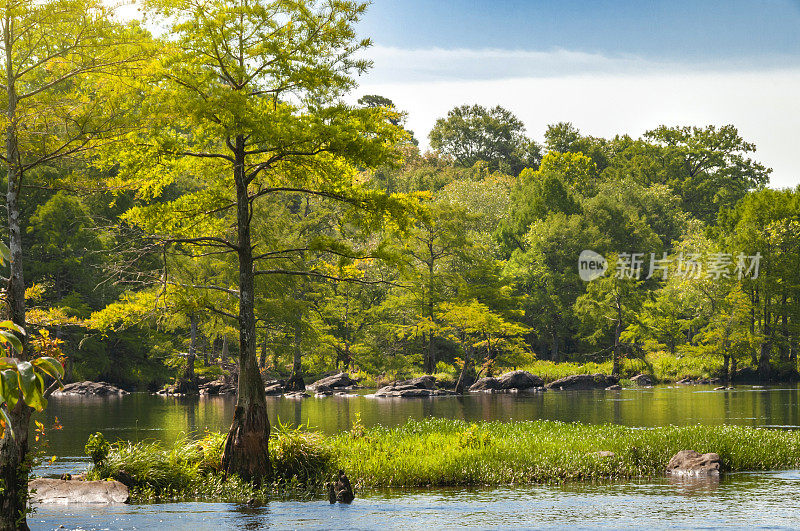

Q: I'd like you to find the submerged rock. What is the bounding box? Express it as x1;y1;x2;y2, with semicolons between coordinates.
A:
605;384;622;391
29;478;129;504
545;374;618;390
666;450;722;476
631;374;654;386
53;381;128;397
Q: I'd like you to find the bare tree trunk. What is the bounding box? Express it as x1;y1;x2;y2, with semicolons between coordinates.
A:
221;135;271;484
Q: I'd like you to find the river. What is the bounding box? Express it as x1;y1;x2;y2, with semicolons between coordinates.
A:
30;384;800;530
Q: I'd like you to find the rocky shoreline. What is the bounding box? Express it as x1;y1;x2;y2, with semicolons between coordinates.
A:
51;369;786;399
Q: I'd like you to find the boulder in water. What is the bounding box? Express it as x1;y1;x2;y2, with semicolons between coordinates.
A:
469;377;500;392
53;381;128;397
631;374;654;386
497;370;544;390
308;372;358;391
666;450;722;476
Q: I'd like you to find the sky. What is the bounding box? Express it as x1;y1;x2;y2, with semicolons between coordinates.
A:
351;0;800;187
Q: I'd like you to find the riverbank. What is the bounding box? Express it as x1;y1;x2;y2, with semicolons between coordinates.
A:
83;418;800;502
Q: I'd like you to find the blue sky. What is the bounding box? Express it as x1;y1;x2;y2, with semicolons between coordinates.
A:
353;1;800;187
359;1;800;61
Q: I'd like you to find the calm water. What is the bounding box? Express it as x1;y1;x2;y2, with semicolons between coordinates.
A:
30;385;800;529
30;473;800;530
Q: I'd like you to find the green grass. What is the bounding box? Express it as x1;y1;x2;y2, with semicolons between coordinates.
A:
333;419;800;487
89;418;800;501
519;353;725;384
88;423;337;502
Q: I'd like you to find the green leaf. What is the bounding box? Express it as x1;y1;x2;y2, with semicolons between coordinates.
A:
0;369;19;410
0;357;15;370
16;361;35;400
32;357;65;381
0;331;23;355
0;321;25;336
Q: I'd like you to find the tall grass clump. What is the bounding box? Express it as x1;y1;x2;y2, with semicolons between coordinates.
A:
332;418;800;487
88;423;336;501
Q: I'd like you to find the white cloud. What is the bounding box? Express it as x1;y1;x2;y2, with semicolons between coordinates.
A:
355;48;800;188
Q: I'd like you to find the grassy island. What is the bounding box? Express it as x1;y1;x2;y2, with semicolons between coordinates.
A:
85;419;800;502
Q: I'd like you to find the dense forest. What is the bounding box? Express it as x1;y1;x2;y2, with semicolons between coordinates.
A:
2;0;797;398
19;100;796;389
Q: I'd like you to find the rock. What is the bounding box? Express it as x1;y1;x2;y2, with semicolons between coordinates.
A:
373;381;455;398
545;374;619;390
713;386;726;391
264;380;285;395
53;381;128;397
605;384;622;390
198;378;236;396
631;374;654;386
333;470;354;503
314;384;333;396
666;450;722;476
497;370;544;390
373;375;441;397
308;372;358;391
29;478;129;504
284;391;309;399
472;376;497;390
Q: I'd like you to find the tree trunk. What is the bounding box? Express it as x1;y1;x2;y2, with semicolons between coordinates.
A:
221;135;271;484
758;341;772;381
455;346;472;394
612;298;622;377
259;333;267;369
723;354;730;384
184;314;197;382
550;329;559;362
285;321;305;391
0;16;32;528
178;315;199;395
221;334;229;363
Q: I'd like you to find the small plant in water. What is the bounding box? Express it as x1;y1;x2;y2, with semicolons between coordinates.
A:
85;432;110;466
